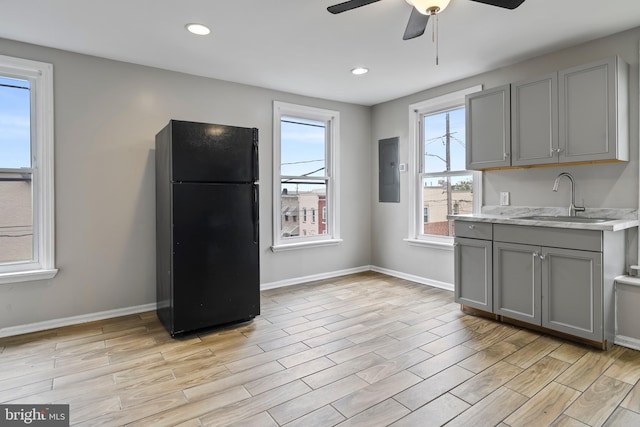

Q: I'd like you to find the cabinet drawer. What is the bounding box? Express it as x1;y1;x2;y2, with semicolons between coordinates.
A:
494;224;602;251
455;221;492;240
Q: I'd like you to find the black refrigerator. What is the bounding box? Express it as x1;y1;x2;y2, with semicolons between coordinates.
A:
155;120;260;336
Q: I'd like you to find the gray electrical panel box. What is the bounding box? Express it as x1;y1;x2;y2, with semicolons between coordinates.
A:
379;137;400;203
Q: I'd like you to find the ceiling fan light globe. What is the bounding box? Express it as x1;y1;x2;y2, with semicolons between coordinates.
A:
405;0;451;15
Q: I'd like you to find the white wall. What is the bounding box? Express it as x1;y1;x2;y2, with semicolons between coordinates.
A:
0;38;372;329
371;27;640;285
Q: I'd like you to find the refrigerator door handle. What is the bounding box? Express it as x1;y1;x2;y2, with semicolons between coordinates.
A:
252;184;259;244
252;130;259;182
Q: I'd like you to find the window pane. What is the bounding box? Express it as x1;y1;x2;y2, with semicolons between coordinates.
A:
281;116;326;177
0;77;31;168
422;174;473;236
0;173;33;263
280;180;327;238
423;107;465;173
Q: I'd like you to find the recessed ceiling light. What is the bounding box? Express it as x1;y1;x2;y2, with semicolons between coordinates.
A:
351;67;369;75
185;23;211;36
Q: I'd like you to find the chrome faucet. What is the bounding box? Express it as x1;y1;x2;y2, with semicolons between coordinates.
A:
553;172;585;216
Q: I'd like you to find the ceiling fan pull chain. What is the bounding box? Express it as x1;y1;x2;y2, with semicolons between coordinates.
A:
435;12;439;65
432;12;435;43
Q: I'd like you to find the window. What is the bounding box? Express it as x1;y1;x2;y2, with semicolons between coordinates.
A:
407;86;482;247
0;55;56;284
272;101;341;251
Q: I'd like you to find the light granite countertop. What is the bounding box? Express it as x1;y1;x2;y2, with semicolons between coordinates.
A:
449;206;639;232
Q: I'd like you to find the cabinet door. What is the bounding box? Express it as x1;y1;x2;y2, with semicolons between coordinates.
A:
541;247;602;341
493;242;541;324
454;237;492;312
511;73;558;166
466;85;511;170
558;57;623;162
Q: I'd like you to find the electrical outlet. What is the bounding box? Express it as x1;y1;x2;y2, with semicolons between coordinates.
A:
500;191;510;206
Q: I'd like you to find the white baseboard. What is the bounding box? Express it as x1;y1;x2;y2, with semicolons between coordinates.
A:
0;303;157;339
1;266;449;338
615;335;640;351
370;266;454;291
260;265;372;291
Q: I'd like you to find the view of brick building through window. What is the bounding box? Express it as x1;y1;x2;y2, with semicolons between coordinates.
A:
420;106;474;238
278;109;332;242
0;180;32;263
422;184;473;236
280;189;327;238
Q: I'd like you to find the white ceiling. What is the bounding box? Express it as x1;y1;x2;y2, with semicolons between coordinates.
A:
1;0;640;106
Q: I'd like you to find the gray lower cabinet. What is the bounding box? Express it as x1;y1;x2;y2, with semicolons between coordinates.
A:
493;242;541;324
455;220;624;347
454;221;493;312
541;247;602;341
455;237;493;312
494;241;603;341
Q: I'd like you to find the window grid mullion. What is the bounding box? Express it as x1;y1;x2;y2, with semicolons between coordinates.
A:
422;170;473;179
280;175;329;181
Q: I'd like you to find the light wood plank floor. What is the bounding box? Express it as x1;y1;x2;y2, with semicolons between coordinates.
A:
2;272;640;426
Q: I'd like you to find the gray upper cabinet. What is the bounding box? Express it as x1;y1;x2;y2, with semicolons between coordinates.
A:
466;56;628;170
559;56;629;162
511;73;558;166
466;85;511;170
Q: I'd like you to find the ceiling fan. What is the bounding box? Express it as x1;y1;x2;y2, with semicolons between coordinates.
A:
327;0;526;40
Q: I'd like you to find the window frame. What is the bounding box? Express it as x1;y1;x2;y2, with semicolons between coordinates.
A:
272;101;341;252
0;55;57;284
406;86;482;249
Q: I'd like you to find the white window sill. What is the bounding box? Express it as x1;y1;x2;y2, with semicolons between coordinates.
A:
271;239;343;252
404;238;454;251
0;269;58;285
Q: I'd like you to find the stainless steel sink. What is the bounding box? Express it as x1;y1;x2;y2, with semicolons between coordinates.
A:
516;215;609;223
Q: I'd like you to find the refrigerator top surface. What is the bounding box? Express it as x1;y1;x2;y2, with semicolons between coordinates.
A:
158;120;258;183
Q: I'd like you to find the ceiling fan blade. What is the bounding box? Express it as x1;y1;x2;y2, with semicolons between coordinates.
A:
403;8;429;40
468;0;525;9
327;0;382;14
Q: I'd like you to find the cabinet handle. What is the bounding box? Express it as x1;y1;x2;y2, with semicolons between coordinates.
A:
504;152;510;158
468;225;475;230
532;252;546;260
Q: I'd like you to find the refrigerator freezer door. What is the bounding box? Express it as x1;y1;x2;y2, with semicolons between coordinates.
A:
171;182;260;334
170;121;258;183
